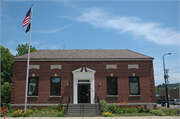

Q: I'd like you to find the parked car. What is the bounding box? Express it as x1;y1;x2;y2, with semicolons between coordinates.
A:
169;99;179;105
156;99;164;104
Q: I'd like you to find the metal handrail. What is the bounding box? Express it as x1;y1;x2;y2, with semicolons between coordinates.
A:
83;96;84;117
98;96;101;115
66;96;70;114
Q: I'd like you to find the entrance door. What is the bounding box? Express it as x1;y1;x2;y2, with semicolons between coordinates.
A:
78;84;90;103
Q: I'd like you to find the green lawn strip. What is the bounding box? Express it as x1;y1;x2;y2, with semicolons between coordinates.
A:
30;112;58;117
114;113;155;116
4;113;14;117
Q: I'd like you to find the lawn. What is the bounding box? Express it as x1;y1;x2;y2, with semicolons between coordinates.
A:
114;113;155;116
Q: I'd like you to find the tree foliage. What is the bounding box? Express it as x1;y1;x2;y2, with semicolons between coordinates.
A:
16;43;37;56
1;46;14;84
1;82;12;103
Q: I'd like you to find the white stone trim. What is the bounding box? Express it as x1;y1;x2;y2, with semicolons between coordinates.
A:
128;64;139;69
72;67;96;104
29;65;39;69
49;96;61;97
27;96;39;97
106;65;117;69
106;95;119;97
51;65;61;69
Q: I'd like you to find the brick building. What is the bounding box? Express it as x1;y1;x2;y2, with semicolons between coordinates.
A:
11;49;156;109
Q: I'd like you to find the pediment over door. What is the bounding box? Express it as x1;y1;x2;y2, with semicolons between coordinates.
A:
72;67;96;74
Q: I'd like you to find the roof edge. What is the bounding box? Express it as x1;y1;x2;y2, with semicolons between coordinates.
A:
14;58;154;61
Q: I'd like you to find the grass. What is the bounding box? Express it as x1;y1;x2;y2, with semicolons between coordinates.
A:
114;113;155;116
30;112;58;117
4;111;60;117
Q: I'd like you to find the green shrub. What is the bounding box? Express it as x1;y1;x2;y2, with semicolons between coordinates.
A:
62;107;67;113
56;103;62;111
100;107;110;112
7;103;15;113
100;100;109;112
48;105;54;110
144;109;151;113
137;106;145;113
33;108;39;113
150;110;165;116
57;111;65;117
164;108;179;116
100;99;107;108
108;103;116;113
115;107;124;114
41;108;48;111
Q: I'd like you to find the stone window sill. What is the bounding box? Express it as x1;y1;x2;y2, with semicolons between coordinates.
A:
106;95;119;97
27;96;38;97
129;95;141;97
49;96;61;97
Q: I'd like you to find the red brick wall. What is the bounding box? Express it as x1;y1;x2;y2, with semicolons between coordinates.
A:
11;61;156;104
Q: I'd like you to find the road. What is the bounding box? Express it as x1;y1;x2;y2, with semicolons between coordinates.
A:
157;104;180;108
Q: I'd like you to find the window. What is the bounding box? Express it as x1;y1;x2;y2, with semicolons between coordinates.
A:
50;77;61;96
129;77;140;95
28;77;39;96
107;77;117;95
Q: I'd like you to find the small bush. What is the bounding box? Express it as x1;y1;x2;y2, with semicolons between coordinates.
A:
150;109;165;116
103;112;114;117
41;108;48;111
108;103;116;113
100;107;110;112
115;107;124;114
62;106;67;113
56;103;62;111
137;105;145;113
7;103;15;113
48;105;54;110
13;109;23;117
33;108;39;113
57;111;65;117
100;99;107;108
144;109;151;113
164;108;179;116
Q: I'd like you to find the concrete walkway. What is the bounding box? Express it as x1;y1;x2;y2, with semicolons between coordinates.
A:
4;117;180;119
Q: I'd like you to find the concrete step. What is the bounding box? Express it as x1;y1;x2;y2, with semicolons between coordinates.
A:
66;103;101;117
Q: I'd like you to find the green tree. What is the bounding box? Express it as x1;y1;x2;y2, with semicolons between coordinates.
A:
1;46;14;84
16;43;37;56
1;82;12;103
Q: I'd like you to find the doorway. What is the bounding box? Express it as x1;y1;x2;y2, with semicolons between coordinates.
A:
78;84;90;103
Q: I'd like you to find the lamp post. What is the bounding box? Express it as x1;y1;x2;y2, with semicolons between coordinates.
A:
163;53;171;108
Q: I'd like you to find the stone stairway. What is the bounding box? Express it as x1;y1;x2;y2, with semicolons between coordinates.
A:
66;103;101;117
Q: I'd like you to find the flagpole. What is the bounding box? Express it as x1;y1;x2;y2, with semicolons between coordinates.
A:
24;4;33;113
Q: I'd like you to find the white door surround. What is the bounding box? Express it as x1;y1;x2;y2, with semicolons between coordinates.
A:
72;67;96;104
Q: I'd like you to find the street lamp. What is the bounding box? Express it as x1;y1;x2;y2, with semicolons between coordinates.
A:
163;53;171;108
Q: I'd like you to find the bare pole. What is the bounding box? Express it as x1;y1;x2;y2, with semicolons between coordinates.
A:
162;53;171;108
24;4;33;113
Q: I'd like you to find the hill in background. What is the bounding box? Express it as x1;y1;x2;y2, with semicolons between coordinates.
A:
155;83;179;92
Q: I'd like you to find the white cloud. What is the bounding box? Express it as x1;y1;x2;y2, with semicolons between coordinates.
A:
9;48;17;56
50;45;60;49
37;25;71;33
76;8;179;45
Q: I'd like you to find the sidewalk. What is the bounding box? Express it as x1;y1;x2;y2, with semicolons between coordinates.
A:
4;117;180;119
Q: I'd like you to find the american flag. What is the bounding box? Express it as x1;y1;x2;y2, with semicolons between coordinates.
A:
22;7;31;28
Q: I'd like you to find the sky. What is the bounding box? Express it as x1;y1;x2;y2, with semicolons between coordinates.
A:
1;0;180;86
